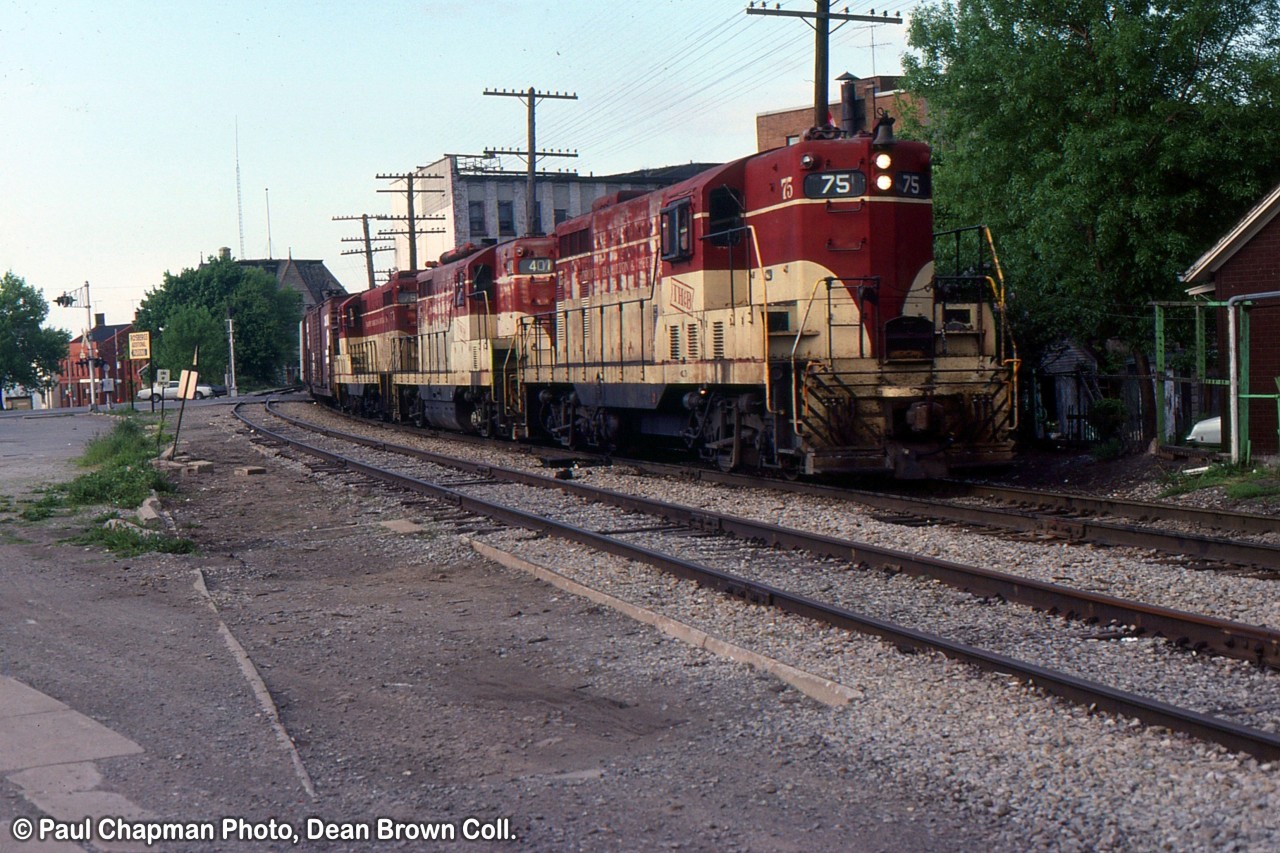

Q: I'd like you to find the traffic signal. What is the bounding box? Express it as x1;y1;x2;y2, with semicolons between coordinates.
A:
55;294;74;307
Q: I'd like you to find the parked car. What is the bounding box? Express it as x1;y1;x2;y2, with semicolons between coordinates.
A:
1186;416;1222;445
136;380;215;401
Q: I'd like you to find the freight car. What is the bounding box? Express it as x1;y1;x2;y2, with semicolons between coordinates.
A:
304;116;1017;478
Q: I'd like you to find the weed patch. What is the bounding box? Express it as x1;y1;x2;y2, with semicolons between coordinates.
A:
72;523;195;557
1160;462;1280;501
19;418;173;521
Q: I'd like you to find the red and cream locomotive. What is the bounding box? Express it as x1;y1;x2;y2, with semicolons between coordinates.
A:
304;117;1017;478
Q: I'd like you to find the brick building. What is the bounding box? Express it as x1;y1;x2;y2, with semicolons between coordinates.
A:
1183;182;1280;454
55;315;145;409
756;74;924;151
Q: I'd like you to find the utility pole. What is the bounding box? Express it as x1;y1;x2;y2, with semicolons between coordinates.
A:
226;316;238;398
54;281;97;411
333;214;395;289
376;172;444;271
483;87;578;236
746;1;902;131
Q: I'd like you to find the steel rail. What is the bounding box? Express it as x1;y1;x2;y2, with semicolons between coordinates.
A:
235;400;1280;762
257;400;1280;669
937;481;1280;536
613;461;1280;569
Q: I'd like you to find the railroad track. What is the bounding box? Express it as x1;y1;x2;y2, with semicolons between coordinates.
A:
233;399;1280;761
286;399;1279;572
600;460;1280;573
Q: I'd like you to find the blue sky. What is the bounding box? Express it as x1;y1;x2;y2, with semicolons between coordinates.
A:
1;0;913;331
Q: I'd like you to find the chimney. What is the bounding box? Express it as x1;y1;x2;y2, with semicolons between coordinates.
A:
94;313;105;328
219;247;232;261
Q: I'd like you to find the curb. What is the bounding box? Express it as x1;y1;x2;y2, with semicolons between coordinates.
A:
468;538;862;708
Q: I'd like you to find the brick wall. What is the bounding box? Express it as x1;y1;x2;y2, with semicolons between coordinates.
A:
756;77;925;151
1214;215;1280;453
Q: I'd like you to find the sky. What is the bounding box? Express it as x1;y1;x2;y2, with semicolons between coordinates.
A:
1;0;916;334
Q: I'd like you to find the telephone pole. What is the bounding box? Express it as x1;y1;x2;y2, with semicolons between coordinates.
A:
333;214;395;289
746;1;902;130
483;87;578;236
376;172;444;271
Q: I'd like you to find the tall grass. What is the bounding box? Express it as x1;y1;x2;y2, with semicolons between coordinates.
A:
21;417;173;519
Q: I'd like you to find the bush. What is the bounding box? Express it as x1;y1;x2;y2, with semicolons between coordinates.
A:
1086;398;1128;443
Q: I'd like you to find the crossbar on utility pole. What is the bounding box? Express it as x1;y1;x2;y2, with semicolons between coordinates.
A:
376;172;444;271
483;87;578;236
747;1;903;130
333;214;396;289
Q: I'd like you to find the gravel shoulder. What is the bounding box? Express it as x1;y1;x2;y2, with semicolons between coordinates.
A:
0;408;992;852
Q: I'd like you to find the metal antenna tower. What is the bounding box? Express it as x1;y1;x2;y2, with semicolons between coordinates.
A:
235;119;245;258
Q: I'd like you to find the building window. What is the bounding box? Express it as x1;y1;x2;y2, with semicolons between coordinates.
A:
554;208;568;226
785;134;800;146
533;201;543;234
468;201;486;237
498;201;516;237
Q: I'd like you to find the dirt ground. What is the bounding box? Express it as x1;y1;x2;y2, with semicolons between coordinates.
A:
0;407;998;852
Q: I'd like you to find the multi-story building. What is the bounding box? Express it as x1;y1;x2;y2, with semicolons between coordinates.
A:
379;156;715;280
229;252;348;310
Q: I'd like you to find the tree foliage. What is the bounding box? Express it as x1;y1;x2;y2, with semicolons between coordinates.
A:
0;271;71;395
903;0;1280;358
134;256;301;386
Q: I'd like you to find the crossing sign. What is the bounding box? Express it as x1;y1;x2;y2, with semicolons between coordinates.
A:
128;331;151;360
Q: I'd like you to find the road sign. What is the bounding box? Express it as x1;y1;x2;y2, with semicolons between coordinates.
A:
156;369;171;384
128;331;151;360
178;369;200;400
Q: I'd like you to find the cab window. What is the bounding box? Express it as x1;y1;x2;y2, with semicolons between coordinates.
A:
660;200;693;262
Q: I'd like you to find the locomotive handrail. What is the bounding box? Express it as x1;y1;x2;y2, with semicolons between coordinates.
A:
742;224;780;415
790;276;835;437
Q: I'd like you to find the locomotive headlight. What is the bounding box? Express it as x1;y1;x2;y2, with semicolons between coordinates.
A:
875;174;894;191
800;153;818;170
874;152;892;170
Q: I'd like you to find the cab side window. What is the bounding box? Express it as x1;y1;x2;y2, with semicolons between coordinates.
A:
660;200;693;262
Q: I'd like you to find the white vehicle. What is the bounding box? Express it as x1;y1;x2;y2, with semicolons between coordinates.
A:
1185;416;1222;445
136;380;214;401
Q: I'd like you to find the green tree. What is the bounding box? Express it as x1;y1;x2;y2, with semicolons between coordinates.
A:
135;255;301;386
904;0;1280;434
0;272;71;401
152;305;227;380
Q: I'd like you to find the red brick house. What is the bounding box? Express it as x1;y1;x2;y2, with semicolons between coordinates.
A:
55;315;145;408
1183;182;1280;455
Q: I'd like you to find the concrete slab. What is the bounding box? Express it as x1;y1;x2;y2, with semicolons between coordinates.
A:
0;710;142;773
234;466;266;476
9;762;151;823
0;678;67;718
379;519;426;535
